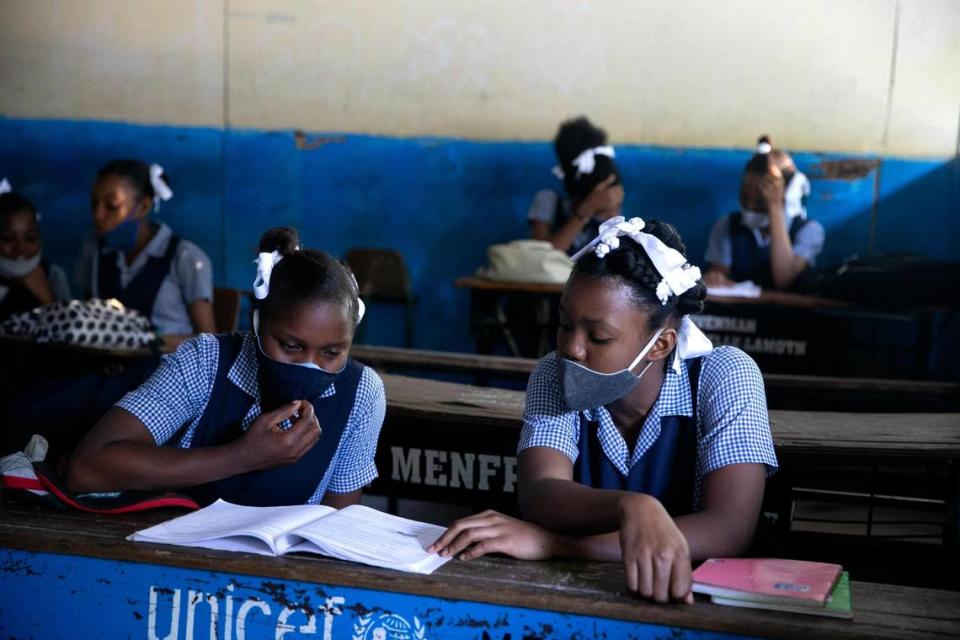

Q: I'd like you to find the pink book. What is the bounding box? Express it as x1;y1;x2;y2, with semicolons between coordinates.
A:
692;558;843;607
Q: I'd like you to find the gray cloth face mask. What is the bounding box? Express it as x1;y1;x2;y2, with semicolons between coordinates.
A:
558;328;664;411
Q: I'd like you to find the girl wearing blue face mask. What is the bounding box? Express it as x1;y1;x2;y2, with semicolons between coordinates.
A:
66;227;386;508
432;217;777;605
703;136;825;290
74;159;215;341
0;184;71;320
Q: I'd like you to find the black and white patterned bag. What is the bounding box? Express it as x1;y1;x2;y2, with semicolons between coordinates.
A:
0;298;157;349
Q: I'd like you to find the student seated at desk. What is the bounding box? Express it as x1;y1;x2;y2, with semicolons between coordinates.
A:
528;116;625;256
75;159;215;343
0;182;71;320
703;137;824;290
66;227;386;507
432;217;777;604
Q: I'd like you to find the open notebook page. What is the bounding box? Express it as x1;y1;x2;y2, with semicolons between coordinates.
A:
287;504;450;574
128;499;336;556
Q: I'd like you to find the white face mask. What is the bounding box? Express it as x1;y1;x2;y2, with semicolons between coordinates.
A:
0;250;41;279
740;209;770;230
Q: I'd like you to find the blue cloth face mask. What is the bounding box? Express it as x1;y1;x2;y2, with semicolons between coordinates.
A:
558;328;664;411
252;310;345;411
100;217;142;252
740;209;770;230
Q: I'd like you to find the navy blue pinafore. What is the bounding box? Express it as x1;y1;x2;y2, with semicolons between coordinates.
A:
96;236;181;319
187;334;364;506
573;358;702;516
728;213;808;288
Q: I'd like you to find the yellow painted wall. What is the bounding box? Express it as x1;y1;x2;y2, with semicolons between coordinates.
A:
1;0;958;156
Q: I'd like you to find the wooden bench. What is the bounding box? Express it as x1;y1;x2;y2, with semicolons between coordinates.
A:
1;498;956;639
352;344;960;411
372;374;960;558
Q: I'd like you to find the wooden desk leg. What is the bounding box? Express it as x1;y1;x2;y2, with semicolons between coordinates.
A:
535;296;552;357
495;302;522;358
947;459;959;549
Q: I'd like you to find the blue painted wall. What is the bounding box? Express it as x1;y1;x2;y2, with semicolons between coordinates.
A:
2;117;957;352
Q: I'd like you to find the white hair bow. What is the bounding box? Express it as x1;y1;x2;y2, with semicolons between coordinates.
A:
0;178;11;195
253;251;282;300
572;216;703;306
570;145;615;179
149;163;174;211
573;215;712;370
757;141;772;155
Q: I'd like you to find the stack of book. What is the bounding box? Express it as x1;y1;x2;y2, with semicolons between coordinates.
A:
692;558;852;619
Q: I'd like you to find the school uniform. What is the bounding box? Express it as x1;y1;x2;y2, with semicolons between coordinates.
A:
704;211;825;288
116;332;386;506
74;223;213;334
527;190;601;257
519;347;777;514
0;262;71;319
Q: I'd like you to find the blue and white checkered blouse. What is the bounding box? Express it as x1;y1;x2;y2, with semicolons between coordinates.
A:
116;332;386;504
519;346;778;510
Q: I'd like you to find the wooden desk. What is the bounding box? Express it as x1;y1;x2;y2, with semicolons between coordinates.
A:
372;374;960;548
352;344;960;412
454;276;562;357
455;276;941;379
1;499;957;639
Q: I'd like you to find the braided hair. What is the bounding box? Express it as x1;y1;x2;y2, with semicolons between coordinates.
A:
256;227;361;330
553;116;621;201
571;219;706;332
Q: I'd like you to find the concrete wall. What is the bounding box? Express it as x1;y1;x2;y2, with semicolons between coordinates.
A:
1;1;958;352
3;0;958;155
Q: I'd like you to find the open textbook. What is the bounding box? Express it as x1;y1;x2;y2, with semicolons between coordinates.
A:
128;499;450;574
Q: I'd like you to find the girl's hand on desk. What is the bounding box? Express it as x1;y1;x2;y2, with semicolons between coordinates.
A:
234;400;321;471
618;494;693;604
428;510;559;561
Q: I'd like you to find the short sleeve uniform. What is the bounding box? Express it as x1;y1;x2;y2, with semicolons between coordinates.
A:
705;213;825;270
527;189;600;257
74;223;213;334
116;333;387;503
519;347;778;510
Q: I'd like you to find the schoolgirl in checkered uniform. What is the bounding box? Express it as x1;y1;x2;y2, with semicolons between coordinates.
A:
67;227;385;507
433;217;777;605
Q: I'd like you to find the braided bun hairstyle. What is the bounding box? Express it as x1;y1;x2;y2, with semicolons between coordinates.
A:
572;219;706;332
553;116;621;201
256;226;361;330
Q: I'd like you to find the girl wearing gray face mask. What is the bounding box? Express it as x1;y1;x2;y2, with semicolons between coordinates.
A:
430;218;777;608
0;187;71;320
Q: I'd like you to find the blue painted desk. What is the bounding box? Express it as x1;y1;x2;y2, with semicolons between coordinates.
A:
1;499;958;639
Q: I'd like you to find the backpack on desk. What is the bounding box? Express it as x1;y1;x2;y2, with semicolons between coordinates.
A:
0;298;158;349
816;253;960;309
478;240;573;284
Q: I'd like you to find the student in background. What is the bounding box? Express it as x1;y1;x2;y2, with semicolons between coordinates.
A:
703;136;824;290
0;181;71;320
432;217;777;604
528;117;625;256
75;159;215;342
67;227;386;508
